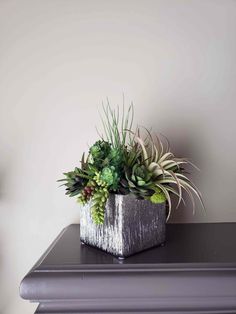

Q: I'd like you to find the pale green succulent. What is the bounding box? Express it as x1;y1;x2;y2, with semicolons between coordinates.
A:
150;190;166;204
100;166;119;190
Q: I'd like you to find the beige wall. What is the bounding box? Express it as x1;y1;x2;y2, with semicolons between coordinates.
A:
0;0;236;313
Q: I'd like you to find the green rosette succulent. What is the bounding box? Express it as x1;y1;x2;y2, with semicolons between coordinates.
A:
100;166;119;190
89;140;111;168
108;148;124;169
122;164;155;199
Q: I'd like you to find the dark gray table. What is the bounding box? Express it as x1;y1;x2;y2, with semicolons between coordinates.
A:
20;223;236;313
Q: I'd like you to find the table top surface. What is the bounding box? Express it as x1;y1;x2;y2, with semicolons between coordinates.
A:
33;223;236;272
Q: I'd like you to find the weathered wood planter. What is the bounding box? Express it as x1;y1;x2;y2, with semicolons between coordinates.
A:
80;194;166;258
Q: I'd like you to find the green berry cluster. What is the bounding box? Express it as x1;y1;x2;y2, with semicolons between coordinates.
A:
78;184;95;205
77;174;109;224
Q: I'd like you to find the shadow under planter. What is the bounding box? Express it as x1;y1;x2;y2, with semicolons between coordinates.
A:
80;194;166;258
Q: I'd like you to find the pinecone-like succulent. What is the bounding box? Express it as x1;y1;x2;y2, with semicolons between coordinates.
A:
89;140;111;168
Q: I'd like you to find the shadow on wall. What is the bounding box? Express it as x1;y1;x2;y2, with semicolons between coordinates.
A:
147;107;208;223
0;170;5;200
0;170;5;312
0;165;12;202
0;235;6;314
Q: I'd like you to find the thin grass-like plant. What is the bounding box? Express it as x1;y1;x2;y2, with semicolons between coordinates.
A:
99;99;134;149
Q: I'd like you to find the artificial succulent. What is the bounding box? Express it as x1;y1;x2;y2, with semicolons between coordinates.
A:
59;101;204;224
58;167;88;197
89;140;111;168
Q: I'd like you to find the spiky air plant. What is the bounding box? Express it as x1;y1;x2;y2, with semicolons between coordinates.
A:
129;129;204;220
59;99;204;224
58;167;89;197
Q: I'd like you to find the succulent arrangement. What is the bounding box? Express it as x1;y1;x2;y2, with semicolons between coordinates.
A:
59;102;204;224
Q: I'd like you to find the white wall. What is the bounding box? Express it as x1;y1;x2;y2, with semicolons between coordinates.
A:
0;0;236;313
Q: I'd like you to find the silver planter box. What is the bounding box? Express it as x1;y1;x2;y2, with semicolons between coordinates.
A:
80;194;166;258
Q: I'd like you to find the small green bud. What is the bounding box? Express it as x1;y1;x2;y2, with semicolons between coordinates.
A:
150;192;166;204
